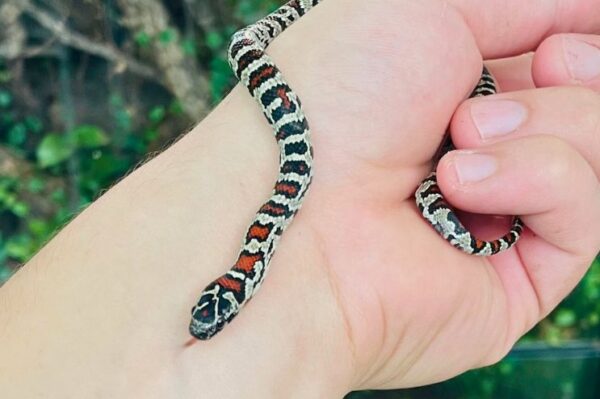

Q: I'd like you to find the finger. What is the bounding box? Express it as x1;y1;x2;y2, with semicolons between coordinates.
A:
532;34;600;91
450;0;600;58
487;54;536;92
437;136;600;316
449;86;600;177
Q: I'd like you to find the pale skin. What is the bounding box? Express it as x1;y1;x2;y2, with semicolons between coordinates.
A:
1;0;600;397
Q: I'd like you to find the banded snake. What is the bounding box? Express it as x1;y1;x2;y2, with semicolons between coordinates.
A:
188;0;524;340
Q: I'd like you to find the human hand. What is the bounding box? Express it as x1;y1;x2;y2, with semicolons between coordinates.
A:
234;0;600;390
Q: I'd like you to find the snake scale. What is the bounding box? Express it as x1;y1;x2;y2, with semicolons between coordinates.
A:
188;0;524;340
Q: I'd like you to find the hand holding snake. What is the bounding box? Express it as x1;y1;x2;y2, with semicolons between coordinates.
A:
3;1;600;397
189;1;523;340
183;0;600;389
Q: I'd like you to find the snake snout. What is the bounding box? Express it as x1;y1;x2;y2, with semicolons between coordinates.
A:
189;289;237;340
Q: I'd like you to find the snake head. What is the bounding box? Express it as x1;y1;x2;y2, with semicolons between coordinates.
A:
189;283;239;340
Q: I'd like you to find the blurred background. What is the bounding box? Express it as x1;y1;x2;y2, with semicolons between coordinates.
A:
0;0;598;397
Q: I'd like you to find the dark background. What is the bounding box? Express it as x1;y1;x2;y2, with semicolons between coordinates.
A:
0;0;598;397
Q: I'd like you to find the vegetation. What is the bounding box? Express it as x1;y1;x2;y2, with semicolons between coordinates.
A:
0;0;597;397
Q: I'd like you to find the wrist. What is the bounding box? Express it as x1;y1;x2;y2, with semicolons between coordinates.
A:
178;86;357;397
0;85;355;398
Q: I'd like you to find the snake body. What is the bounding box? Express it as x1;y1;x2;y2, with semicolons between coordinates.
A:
415;69;524;256
189;0;523;340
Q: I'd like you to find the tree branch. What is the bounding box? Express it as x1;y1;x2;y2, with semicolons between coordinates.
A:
117;0;211;120
0;0;26;59
19;1;157;80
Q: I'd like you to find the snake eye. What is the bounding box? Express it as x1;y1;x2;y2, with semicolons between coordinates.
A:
192;297;216;322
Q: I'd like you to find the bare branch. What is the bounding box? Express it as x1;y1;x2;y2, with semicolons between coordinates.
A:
20;0;157;80
0;0;26;59
117;0;211;119
184;0;236;38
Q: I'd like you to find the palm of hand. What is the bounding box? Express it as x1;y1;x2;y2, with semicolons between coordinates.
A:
265;0;538;388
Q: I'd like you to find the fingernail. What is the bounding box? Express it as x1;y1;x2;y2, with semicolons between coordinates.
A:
453;152;498;184
563;37;600;82
470;100;527;140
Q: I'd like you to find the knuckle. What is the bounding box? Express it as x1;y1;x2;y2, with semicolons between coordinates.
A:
565;85;600;112
534;135;594;202
540;135;573;172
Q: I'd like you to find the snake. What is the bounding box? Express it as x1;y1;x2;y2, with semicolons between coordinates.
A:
188;0;524;341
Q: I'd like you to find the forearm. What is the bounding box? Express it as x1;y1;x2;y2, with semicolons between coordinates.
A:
0;85;353;398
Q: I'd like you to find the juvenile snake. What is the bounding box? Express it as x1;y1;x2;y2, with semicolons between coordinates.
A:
189;0;523;340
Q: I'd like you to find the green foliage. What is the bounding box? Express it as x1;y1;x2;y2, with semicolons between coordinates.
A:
0;64;176;279
148;106;166;124
181;39;197;56
0;178;27;217
134;31;152;48
0;90;12;108
205;31;225;51
158;28;177;45
210;58;234;102
73;125;110;148
37;133;74;168
37;126;110;168
8;122;27;146
554;308;577;328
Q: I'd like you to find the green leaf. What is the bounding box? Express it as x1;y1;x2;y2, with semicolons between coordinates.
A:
0;112;14;126
124;135;146;154
7;123;27;146
27;177;45;193
2;193;16;208
72;125;110;148
85;153;127;181
83;179;100;193
114;108;132;131
543;324;562;345
11;202;29;218
5;234;34;261
0;70;12;84
205;32;224;50
109;93;124;107
554;308;577;328
181;39;197;56
36;133;74;168
0;266;12;283
148;106;165;123
134;31;152;48
144;128;158;142
158;29;176;45
28;218;49;237
498;361;514;375
169;100;184;116
0;90;12;108
50;187;66;203
24;116;43;134
210;57;234;101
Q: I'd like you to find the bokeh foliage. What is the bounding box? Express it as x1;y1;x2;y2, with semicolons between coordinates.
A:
0;0;598;397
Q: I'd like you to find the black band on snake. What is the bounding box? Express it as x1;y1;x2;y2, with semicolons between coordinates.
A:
188;0;523;341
